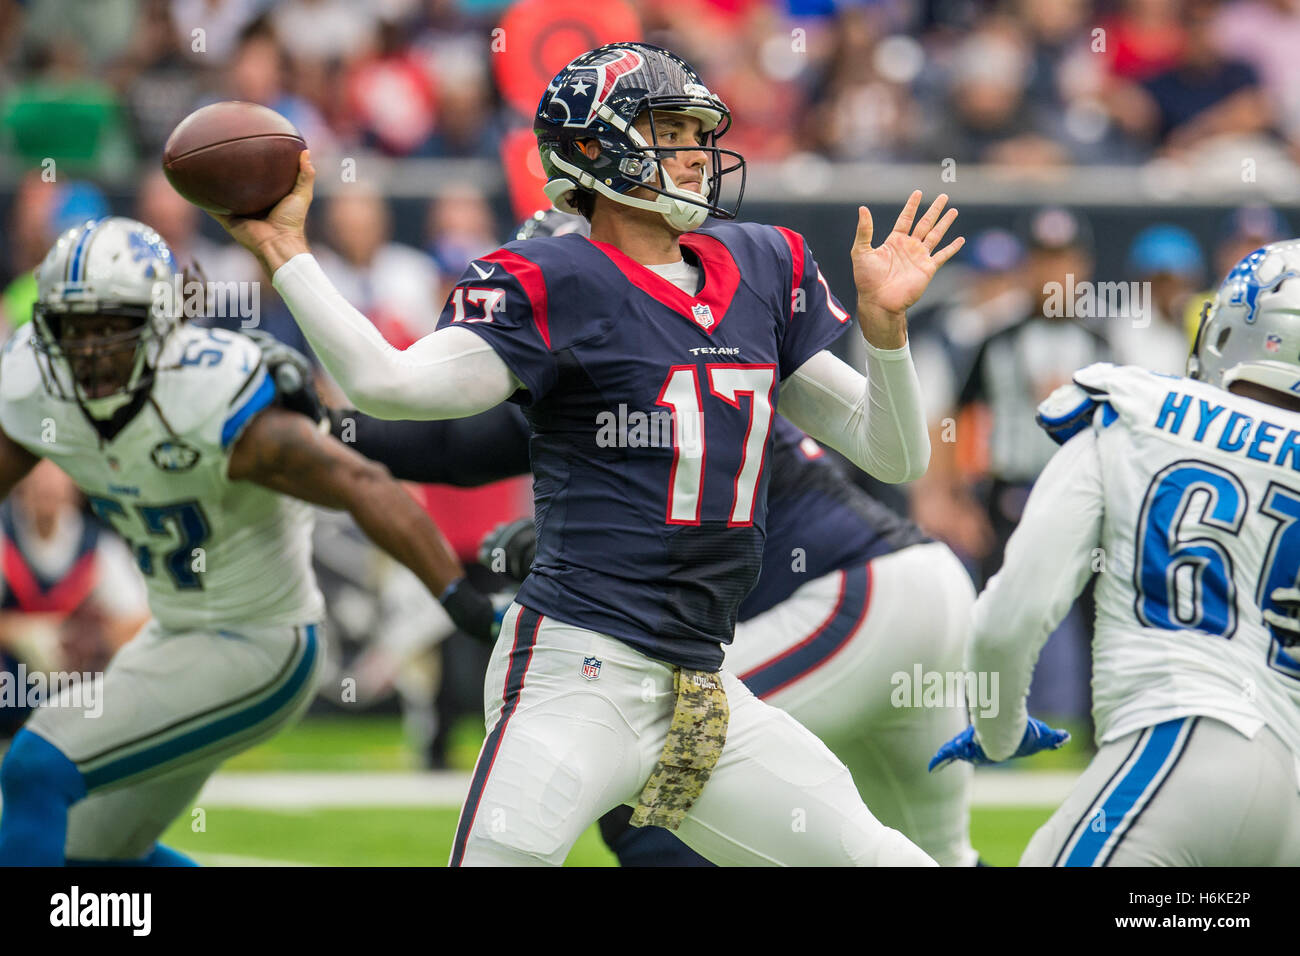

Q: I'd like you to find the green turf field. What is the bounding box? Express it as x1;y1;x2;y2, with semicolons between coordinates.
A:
157;714;1079;866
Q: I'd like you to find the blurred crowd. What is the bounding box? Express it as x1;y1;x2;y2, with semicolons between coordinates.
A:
2;0;1299;178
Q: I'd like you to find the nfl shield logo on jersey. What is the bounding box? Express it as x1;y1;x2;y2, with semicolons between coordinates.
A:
1266;333;1283;353
691;303;715;330
581;656;602;680
150;438;200;472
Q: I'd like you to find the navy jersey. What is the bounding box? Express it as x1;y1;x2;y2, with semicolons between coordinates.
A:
436;221;853;670
338;406;531;486
739;418;928;620
343;407;929;620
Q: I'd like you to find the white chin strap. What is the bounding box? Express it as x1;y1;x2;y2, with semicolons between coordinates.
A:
80;390;136;419
545;127;713;232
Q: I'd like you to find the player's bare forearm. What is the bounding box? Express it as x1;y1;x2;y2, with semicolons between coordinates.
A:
0;427;40;503
228;407;466;599
856;303;908;350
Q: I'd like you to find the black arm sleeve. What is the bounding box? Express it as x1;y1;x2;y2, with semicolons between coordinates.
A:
333;404;532;486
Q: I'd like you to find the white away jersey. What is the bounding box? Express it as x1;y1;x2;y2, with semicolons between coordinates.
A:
971;362;1300;764
0;323;323;631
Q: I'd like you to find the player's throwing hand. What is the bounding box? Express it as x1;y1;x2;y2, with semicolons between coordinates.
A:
211;150;317;276
852;190;963;348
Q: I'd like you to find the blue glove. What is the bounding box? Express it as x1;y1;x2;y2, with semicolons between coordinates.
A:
928;717;1070;771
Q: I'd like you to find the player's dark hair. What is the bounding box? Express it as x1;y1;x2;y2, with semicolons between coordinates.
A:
572;189;596;222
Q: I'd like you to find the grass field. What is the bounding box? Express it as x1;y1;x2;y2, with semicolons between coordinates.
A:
156;714;1083;866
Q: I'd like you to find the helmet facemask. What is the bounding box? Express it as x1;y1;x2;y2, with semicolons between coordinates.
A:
31;303;171;420
544;105;746;233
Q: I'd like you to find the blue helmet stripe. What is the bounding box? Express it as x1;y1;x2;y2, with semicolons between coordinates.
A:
66;220;101;284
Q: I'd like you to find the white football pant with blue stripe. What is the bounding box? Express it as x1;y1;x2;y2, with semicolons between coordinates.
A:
725;541;978;866
1021;716;1300;866
24;619;320;861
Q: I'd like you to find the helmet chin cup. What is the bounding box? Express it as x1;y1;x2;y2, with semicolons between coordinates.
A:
661;196;708;232
80;390;136;419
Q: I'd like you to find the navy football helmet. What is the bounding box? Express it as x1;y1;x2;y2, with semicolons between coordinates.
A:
534;42;745;232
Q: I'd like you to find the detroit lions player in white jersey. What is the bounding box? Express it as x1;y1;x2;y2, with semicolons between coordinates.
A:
933;239;1300;866
0;217;469;865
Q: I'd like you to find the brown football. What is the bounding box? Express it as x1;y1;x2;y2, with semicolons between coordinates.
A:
162;101;306;217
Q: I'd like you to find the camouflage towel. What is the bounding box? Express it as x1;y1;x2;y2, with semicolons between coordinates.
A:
629;667;729;831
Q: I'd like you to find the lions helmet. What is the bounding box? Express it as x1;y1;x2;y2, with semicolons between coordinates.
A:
1189;239;1300;396
534;42;745;233
32;217;183;419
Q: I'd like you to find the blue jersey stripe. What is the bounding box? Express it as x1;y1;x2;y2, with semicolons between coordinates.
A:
738;564;872;699
450;607;541;866
1062;717;1188;867
81;625;318;790
220;369;275;448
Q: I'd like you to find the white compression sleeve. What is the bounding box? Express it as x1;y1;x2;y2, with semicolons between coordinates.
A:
967;429;1104;760
777;342;931;483
271;253;520;420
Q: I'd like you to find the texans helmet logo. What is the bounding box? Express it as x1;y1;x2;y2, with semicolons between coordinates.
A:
548;49;645;128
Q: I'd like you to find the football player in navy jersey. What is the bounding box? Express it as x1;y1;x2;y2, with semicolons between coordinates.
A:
270;208;979;864
310;401;978;866
211;42;963;866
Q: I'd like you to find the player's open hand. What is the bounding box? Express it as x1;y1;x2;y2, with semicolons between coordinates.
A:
210;150;315;275
851;191;963;345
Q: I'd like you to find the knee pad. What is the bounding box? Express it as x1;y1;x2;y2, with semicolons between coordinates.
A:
0;730;86;805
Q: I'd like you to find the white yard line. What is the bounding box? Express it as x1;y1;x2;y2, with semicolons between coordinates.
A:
194;771;474;809
191;767;1081;810
970;769;1081;808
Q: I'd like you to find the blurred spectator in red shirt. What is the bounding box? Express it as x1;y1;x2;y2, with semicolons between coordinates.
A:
1100;0;1186;82
346;18;438;156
